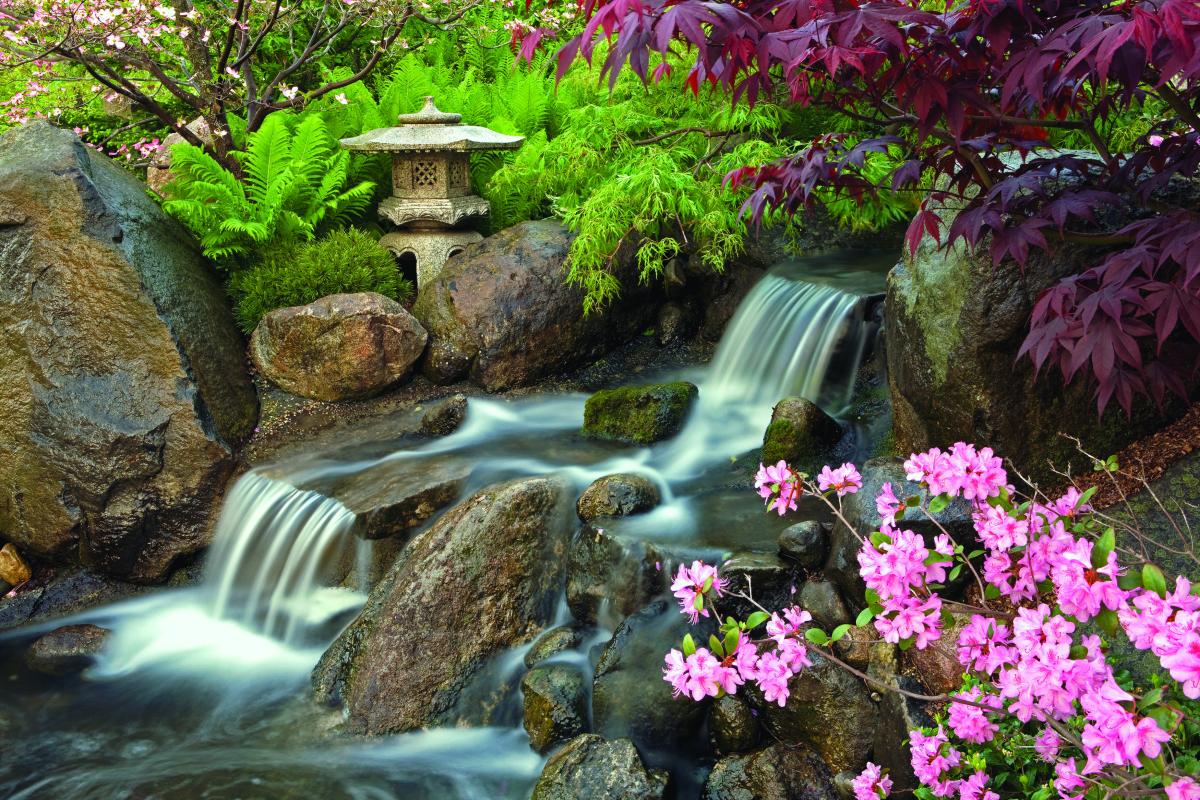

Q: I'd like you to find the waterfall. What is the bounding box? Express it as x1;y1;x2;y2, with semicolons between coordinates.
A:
203;472;362;644
705;275;872;412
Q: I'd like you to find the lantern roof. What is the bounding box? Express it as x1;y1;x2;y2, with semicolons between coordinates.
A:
340;96;524;153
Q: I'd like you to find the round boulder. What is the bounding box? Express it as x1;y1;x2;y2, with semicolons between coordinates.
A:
250;292;427;402
709;695;761;755
577;474;661;521
761;397;843;465
531;735;669;800
778;521;830;569
25;623;110;676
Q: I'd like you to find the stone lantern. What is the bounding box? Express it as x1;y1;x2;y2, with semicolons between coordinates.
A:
340;97;524;288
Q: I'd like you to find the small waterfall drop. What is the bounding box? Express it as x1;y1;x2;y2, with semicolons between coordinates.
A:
204;472;362;643
705;274;872;411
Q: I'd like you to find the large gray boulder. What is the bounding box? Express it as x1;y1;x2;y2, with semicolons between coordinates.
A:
413;220;656;390
888;198;1180;481
703;743;840;800
0;122;257;582
250;292;427;401
312;476;571;734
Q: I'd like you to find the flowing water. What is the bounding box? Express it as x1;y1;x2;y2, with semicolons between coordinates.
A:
0;253;891;799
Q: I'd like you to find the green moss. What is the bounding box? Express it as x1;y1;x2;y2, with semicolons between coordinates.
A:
582;382;698;445
229;228;414;333
761;419;799;464
873;427;898;459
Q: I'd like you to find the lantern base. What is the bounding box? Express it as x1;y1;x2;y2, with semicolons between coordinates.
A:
379;229;483;289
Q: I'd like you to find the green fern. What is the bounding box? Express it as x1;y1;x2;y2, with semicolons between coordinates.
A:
163;113;374;268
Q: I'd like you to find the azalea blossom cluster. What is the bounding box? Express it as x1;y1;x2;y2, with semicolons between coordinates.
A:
711;442;1200;800
664;561;814;706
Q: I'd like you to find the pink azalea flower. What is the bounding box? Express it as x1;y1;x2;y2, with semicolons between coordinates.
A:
1035;727;1060;762
947;687;1000;743
817;462;863;496
1167;778;1200;800
852;763;893;800
671;561;726;623
876;482;904;526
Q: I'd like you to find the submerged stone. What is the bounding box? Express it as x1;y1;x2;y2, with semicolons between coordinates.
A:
420;393;468;436
25;623;110;676
703;743;839;800
761;397;843;464
576;474;661;521
531;734;669;800
522;663;588;753
312;476;571;734
566;526;664;626
582;382;698;445
525;625;587;669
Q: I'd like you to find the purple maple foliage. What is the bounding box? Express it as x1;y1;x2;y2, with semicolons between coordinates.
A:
531;0;1200;415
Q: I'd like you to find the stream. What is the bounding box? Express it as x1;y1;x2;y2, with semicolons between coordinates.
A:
0;252;891;799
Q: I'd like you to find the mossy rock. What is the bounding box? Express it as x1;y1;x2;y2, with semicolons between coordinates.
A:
761;397;843;465
582;382;698;445
521;664;588;753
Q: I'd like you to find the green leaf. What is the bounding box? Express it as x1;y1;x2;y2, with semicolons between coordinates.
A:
905;495;921;508
984;584;1001;600
898;636;914;651
682;634;696;656
864;588;881;606
1147;707;1177;734
869;531;890;547
709;634;724;657
805;628;829;646
1143;564;1168;598
831;623;852;642
855;607;876;627
694;594;705;612
1096;608;1119;636
949;565;963;581
966;549;984;560
1069;645;1089;660
1092;528;1115;568
724;629;741;656
702;576;713;592
1137;687;1164;711
928;495;949;514
744;611;770;631
1118;571;1143;591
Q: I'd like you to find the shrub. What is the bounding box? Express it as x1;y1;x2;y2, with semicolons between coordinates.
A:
229;229;413;333
660;448;1200;800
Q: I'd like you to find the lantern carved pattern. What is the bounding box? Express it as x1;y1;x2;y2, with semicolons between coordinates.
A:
341;97;523;288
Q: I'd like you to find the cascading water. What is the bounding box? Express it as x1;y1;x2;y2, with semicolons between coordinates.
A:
0;254;891;800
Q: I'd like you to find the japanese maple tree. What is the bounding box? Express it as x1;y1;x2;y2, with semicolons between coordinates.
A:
537;0;1200;415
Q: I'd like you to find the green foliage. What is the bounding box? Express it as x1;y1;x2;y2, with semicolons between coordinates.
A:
228;228;413;333
162;112;375;264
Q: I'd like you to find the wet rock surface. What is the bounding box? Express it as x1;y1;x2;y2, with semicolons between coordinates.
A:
0;544;31;590
583;382;698;445
414;220;657;390
251;292;427;402
709;695;761;755
522;663;589;753
592;601;712;759
0;122;257;582
531;734;669;800
720;552;799;619
419;393;468;436
323;456;470;540
577;474;662;521
525;625;588;668
0;568;152;632
762;397;844;464
779;522;830;570
751;656;879;774
25;623;110;676
798;580;851;629
312;476;571;734
703;743;840;800
888;207;1181;482
566;527;664;626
